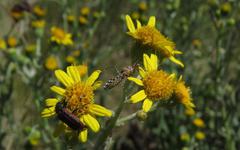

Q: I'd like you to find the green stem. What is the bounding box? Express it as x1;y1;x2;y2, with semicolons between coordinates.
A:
116;112;137;126
94;82;130;149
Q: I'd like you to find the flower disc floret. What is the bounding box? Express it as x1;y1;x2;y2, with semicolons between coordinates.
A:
65;82;94;116
143;70;176;100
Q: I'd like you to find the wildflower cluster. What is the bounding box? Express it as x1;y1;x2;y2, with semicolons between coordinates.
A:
0;0;201;147
125;15;194;113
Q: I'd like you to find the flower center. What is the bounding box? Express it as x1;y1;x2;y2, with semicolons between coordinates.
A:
143;70;176;101
64;82;94;116
136;26;175;57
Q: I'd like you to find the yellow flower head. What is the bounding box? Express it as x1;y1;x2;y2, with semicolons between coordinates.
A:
174;76;195;109
125;15;184;67
80;7;90;16
128;53;177;112
131;12;140;20
0;39;6;49
138;2;147;11
193;118;205;128
41;66;112;142
7;37;18;47
31;20;45;28
72;50;81;57
65;55;76;64
78;64;88;77
10;11;23;20
220;2;232;14
192;39;202;48
67;15;76;22
45;56;58;70
79;16;89;25
25;44;36;53
50;27;73;45
185;108;196;116
28;130;41;146
180;133;190;142
195;131;205;140
33;6;46;17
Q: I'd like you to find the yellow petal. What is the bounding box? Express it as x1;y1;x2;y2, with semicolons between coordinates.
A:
67;66;81;82
128;77;143;86
169;56;184;68
55;70;74;87
136;20;142;29
125;15;136;33
174;50;183;55
78;129;88;143
50;86;65;96
150;54;158;71
86;70;101;85
45;98;59;107
139;66;146;78
142;98;153;112
82;114;100;132
168;73;176;80
178;75;183;81
41;107;55;117
92;81;102;90
130;90;147;103
147;16;156;27
89;104;112;117
143;54;152;71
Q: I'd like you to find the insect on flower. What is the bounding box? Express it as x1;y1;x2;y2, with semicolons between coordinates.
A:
55;101;86;131
104;63;139;89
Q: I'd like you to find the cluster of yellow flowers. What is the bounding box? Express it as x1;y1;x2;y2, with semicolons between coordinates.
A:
180;117;206;143
125;15;194;112
41;14;196;143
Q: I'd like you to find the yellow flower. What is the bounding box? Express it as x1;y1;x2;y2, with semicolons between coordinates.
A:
0;39;6;49
185;108;196;116
65;55;76;64
33;6;46;17
174;76;195;109
41;66;112;142
192;39;202;48
131;12;140;20
25;44;36;53
128;53;177;112
195;131;205;140
67;15;76;22
79;16;88;25
72;50;81;57
31;20;45;28
78;64;88;77
7;37;18;47
10;11;23;20
28;130;41;146
180;133;190;142
138;2;147;11
50;27;73;45
125;15;184;67
45;56;58;70
220;2;232;14
80;7;90;16
193;118;205;128
93;11;101;19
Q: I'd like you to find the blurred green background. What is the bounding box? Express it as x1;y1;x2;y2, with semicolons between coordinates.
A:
0;0;240;149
